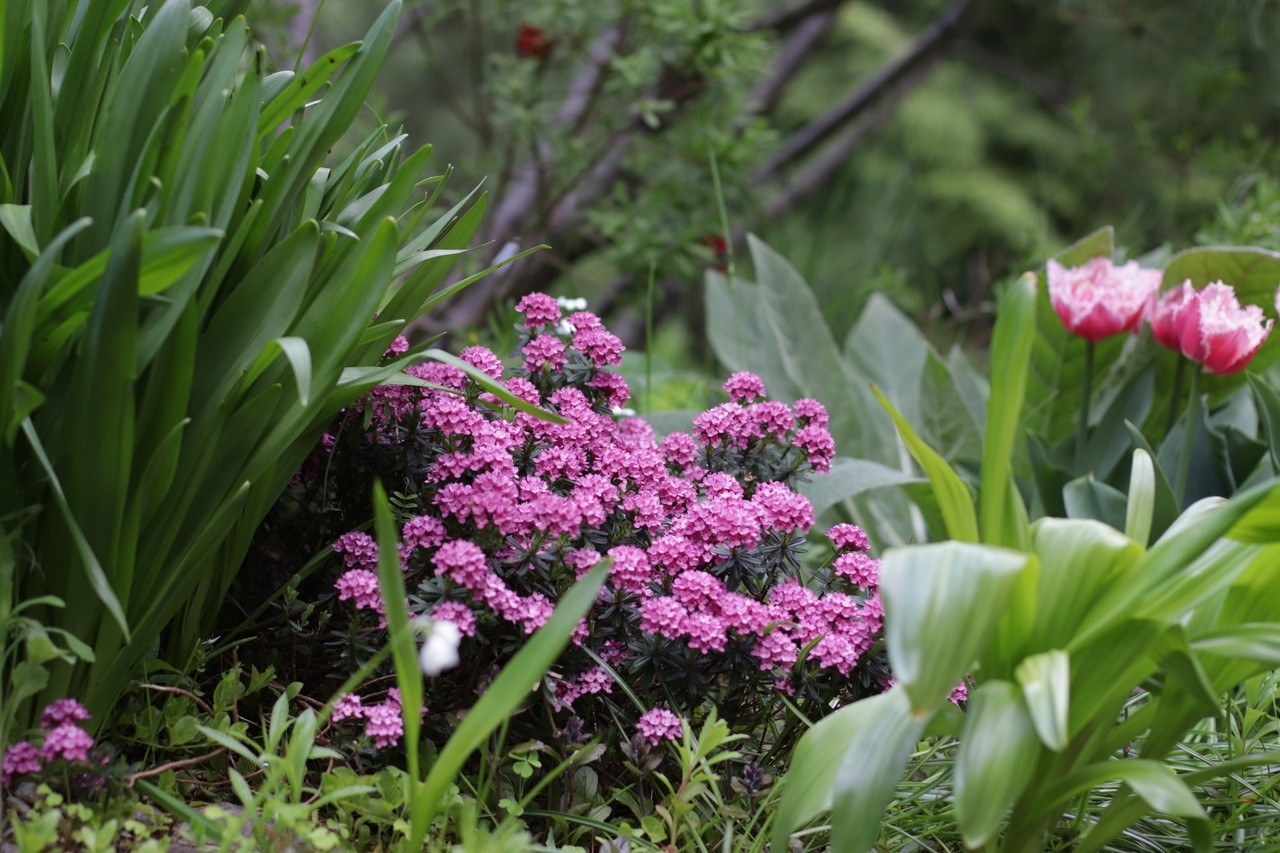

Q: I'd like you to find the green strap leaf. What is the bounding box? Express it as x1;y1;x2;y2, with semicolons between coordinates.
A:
872;384;978;543
955;680;1043;847
20;418;129;638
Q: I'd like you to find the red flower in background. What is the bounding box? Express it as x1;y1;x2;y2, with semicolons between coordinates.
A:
1149;281;1274;375
516;23;552;59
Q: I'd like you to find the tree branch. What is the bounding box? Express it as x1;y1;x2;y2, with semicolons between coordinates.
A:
748;8;841;115
753;0;982;184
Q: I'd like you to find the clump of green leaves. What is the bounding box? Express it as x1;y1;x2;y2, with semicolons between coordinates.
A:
0;0;512;729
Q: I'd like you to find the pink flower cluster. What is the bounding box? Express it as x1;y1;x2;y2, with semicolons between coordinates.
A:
3;698;96;788
636;707;683;745
321;295;869;741
1048;257;1277;375
329;688;425;749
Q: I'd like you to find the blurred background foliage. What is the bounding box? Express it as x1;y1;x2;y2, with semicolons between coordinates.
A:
252;0;1280;357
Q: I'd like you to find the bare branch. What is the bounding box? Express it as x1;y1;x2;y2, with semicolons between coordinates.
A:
748;8;840;115
750;0;847;33
753;0;982;184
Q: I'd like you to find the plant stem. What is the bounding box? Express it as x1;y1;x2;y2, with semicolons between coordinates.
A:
1173;365;1201;508
1164;357;1186;437
1074;340;1095;474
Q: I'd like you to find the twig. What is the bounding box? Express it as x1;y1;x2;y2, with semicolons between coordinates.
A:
139;684;215;718
748;8;840;115
753;0;982;184
750;0;846;33
125;748;227;788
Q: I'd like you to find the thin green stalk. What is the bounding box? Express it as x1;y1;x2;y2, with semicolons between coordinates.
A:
1074;340;1095;474
1174;365;1201;508
1165;357;1187;437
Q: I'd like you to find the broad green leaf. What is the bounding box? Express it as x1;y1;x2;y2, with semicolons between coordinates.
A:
955;680;1042;847
919;349;983;463
1028;517;1142;656
798;457;925;518
1126;448;1156;546
844;293;930;428
774;687;922;853
1062;475;1127;530
981;272;1036;549
1248;373;1280;472
873;386;978;543
705;274;798;402
882;542;1029;712
1015;650;1070;751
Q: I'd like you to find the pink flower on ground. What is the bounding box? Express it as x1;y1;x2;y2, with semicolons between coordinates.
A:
636;707;683;745
364;701;404;748
331;693;367;722
2;741;41;787
1046;257;1161;342
40;699;90;730
1149;281;1274;375
40;723;94;763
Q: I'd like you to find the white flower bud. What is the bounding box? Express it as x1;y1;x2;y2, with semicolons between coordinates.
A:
418;620;462;677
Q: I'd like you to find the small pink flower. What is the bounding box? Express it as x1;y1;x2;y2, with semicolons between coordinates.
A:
364;701;404;748
40;698;91;730
333;531;378;569
1046;257;1161;342
331;693;367;722
827;523;870;552
724;372;767;403
40;723;94;763
2;741;41;787
1149;281;1273;375
636;707;682;745
335;569;384;615
515;292;560;327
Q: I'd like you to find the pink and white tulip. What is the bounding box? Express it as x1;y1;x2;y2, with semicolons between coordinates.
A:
1149;281;1273;376
1047;257;1162;342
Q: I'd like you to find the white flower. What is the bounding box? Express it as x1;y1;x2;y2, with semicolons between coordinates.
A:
556;296;588;311
418;619;462;677
611;406;637;418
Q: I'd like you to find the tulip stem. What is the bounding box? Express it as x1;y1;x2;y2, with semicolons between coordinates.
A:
1174;365;1200;508
1074;340;1095;474
1165;357;1186;437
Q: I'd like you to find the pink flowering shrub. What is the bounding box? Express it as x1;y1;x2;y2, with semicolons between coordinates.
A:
286;297;883;755
2;698;105;793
